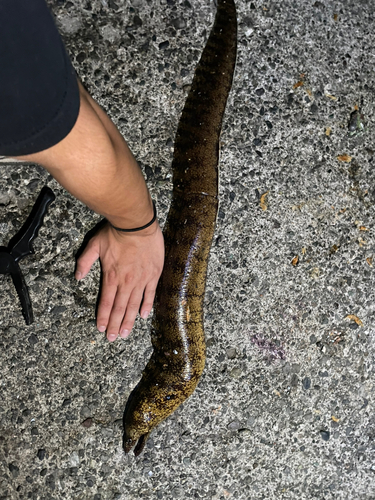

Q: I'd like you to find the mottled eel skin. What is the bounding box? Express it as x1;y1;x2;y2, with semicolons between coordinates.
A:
123;0;237;456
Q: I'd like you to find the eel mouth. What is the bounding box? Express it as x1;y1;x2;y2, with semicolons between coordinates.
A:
123;433;149;456
133;433;149;456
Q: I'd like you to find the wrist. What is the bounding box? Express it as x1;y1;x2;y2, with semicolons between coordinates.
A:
105;191;154;229
108;217;160;240
108;200;157;233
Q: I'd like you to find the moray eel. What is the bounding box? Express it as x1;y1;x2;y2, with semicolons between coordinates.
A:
123;0;237;456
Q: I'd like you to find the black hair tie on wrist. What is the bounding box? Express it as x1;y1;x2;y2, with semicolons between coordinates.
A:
109;201;157;233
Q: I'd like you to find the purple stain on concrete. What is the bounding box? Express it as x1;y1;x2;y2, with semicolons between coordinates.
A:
250;333;286;362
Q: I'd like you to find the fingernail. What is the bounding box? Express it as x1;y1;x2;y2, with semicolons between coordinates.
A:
108;334;117;342
76;272;82;280
141;311;149;319
98;325;106;333
120;329;129;338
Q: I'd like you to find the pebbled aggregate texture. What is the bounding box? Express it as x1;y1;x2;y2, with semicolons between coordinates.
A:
0;0;374;498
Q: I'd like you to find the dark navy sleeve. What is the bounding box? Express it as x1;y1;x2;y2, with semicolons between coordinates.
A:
0;0;80;156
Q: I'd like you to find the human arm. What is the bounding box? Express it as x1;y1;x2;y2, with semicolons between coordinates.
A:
14;81;164;341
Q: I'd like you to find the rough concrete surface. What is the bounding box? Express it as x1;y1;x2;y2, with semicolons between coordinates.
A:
1;0;375;498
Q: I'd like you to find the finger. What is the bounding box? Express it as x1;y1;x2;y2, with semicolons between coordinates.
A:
75;240;100;280
105;288;132;340
119;288;145;338
139;280;158;320
96;270;119;340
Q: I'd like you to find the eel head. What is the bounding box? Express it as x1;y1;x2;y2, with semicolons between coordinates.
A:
122;370;201;455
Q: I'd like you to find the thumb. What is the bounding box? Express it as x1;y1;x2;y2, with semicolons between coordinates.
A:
75;240;100;280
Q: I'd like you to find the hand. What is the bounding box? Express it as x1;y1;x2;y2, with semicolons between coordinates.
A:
75;221;164;342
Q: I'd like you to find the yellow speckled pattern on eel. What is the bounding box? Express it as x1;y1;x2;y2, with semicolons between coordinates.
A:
122;0;237;456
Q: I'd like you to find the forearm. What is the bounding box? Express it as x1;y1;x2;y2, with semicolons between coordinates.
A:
41;132;154;230
14;81;154;229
